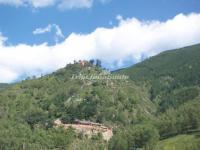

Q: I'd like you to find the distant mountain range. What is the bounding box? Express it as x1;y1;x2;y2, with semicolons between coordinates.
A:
0;83;9;90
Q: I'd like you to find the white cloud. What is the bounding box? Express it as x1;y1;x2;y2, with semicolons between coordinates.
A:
116;14;123;21
33;24;52;34
1;13;200;83
58;0;93;9
0;0;109;9
30;0;55;8
0;0;54;8
54;24;64;40
33;24;64;43
0;33;7;46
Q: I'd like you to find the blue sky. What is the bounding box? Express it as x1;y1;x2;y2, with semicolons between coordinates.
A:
0;0;200;83
1;0;200;45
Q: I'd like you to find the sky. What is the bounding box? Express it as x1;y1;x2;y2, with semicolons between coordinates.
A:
0;0;200;83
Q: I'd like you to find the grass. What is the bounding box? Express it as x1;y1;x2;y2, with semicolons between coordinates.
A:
156;133;200;150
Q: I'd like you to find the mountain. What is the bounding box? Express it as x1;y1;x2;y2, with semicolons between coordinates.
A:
114;44;200;146
116;44;200;85
116;44;200;111
0;61;155;149
0;44;200;149
0;83;9;90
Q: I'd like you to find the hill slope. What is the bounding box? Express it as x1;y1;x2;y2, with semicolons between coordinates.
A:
156;133;200;150
113;44;200;149
0;61;155;149
116;44;200;111
116;44;200;85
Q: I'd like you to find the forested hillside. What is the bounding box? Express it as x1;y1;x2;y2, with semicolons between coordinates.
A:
0;61;156;149
115;44;200;149
116;44;200;105
0;44;200;149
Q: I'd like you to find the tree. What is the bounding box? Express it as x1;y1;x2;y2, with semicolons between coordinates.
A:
127;124;160;150
89;59;95;65
96;59;102;68
25;112;48;130
109;132;128;150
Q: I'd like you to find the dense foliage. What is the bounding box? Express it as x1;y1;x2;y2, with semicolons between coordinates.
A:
0;61;154;149
114;44;200;149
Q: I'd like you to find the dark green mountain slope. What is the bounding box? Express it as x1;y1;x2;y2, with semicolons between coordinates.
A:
117;44;200;83
113;44;200;149
116;44;200;111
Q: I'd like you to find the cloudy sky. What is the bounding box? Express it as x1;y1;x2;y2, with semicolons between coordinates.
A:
0;0;200;83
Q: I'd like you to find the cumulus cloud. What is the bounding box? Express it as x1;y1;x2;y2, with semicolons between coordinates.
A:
1;13;200;83
0;0;109;9
33;24;64;43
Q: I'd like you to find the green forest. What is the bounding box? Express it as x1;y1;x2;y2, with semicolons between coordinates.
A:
0;44;200;149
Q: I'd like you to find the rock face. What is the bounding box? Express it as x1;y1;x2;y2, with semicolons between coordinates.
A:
54;119;113;141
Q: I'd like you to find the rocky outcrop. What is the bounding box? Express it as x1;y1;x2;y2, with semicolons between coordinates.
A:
54;119;113;141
